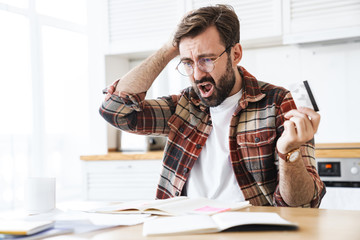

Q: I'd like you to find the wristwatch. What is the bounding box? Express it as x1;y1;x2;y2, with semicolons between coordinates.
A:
276;147;301;162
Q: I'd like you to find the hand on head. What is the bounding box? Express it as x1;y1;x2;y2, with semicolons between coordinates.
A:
104;80;119;101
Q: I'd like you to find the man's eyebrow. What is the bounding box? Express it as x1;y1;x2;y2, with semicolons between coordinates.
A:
198;53;217;58
180;53;217;61
180;57;193;62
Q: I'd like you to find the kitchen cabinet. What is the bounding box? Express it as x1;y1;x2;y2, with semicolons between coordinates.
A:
81;147;360;209
81;152;163;201
106;0;183;54
105;0;360;55
316;143;360;210
283;0;360;44
105;0;284;54
320;187;360;210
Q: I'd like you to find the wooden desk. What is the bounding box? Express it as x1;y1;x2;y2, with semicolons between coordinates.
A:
71;206;360;240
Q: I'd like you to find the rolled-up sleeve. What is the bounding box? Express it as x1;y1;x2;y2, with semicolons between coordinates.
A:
272;91;326;208
99;85;178;136
273;141;327;208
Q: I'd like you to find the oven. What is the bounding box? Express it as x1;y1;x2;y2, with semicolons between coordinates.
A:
317;158;360;187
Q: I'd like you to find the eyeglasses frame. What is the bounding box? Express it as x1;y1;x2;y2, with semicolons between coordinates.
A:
176;45;232;76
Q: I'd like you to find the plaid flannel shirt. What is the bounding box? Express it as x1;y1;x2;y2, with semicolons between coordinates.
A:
99;66;326;207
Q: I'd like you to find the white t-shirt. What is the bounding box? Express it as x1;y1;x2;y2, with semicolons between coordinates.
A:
185;90;245;203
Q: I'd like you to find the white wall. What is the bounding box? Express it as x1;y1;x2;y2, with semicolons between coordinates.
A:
241;40;360;143
105;56;130;150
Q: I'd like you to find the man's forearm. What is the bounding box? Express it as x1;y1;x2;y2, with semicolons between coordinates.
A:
279;157;315;206
116;43;179;94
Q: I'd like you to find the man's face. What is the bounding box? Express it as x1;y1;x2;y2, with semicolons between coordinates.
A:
179;26;236;107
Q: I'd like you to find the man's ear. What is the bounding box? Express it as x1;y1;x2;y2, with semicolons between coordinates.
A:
232;43;242;66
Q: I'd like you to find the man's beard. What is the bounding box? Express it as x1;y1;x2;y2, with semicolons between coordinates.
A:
193;57;236;107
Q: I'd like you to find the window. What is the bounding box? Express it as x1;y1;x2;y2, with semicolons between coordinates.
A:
0;0;106;210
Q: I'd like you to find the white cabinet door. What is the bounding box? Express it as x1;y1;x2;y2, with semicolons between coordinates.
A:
83;160;162;201
320;187;360;210
107;0;183;54
283;0;360;44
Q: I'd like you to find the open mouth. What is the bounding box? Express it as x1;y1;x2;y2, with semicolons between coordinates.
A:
197;82;215;98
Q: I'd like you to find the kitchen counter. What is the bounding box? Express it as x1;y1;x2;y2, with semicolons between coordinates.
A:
80;150;164;161
315;143;360;158
80;143;360;161
80;144;360;209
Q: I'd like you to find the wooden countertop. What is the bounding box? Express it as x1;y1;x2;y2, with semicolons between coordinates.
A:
80;143;360;161
315;143;360;158
80;150;164;161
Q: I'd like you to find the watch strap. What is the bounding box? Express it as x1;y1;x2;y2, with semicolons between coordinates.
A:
276;147;300;162
276;147;288;161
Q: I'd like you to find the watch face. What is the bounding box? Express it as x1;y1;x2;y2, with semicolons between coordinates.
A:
289;150;300;162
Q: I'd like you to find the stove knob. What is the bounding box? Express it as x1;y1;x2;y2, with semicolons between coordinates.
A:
350;167;358;175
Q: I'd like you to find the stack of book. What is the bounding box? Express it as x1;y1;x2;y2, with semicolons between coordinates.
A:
0;220;72;240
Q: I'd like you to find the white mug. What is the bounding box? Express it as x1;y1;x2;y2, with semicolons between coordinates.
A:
25;177;56;214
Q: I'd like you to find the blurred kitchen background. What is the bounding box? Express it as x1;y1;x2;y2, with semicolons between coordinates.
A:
0;0;359;211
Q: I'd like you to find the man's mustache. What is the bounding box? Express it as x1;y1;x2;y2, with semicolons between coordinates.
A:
194;77;215;85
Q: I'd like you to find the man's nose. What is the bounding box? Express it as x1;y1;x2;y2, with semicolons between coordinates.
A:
193;64;207;80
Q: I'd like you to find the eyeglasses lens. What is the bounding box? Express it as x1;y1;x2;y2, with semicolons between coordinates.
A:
177;59;215;76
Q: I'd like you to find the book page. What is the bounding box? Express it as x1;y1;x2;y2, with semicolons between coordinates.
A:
90;200;151;213
143;215;219;236
140;197;188;214
91;197;187;215
152;198;250;216
211;212;297;231
92;197;250;216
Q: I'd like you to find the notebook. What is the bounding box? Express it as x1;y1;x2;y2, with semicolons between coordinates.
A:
0;220;54;236
143;211;298;236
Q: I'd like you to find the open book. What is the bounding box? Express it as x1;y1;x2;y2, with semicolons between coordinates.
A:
143;211;298;236
91;197;251;216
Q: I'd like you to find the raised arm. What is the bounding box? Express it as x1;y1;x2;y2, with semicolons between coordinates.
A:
100;40;181;136
115;41;179;94
276;106;324;207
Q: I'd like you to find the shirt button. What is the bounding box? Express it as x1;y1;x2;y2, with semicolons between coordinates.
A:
183;168;189;174
175;192;179;196
207;120;212;125
179;127;184;133
196;144;201;149
255;137;260;143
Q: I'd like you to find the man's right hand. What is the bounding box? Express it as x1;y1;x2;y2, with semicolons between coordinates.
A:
104;80;119;101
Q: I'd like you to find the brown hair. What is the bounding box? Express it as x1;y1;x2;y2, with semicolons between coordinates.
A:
174;4;240;50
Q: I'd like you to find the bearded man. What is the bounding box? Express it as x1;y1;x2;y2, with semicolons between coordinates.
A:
100;4;325;208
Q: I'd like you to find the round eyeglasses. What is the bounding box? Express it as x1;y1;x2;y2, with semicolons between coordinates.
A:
176;46;231;76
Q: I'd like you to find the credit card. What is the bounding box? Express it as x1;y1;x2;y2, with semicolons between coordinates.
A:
288;80;319;112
